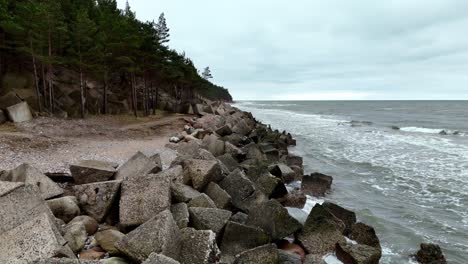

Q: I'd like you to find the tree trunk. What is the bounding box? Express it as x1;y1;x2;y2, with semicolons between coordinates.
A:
103;71;108;114
79;66;85;118
48;29;53;112
41;64;47;110
131;72;137;117
30;38;42;112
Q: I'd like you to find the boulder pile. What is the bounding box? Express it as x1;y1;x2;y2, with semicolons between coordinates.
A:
0;101;443;264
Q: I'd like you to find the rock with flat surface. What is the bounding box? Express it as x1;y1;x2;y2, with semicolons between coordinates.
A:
63;221;87;253
336;242;381;264
68;215;98;235
47;196;81;223
323;202;356;235
171;182;201;203
301;173;333;197
297;204;346;255
179;228;220;264
189;207;232;236
116;210;181;262
278;249;302;264
95;229;125;254
171;203;189;229
183;159;222;190
233;244;279;264
115;152;161;181
6;101;33;122
204;182;232;209
188;193;217;208
349;222;381;250
70;160;116;184
202;134;226;156
230;212;248;224
216;124;232;136
143;253;180;264
156;165;183;182
246;199;302;240
217;153;240;172
73;180;121;222
1;163;63;199
255;173;288;199
0;109;6;124
277;191;306;208
0;213;75;263
269;163;296;183
32;259;100;264
119;174;171;227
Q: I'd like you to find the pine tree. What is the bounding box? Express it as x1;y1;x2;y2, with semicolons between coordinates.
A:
202;66;213;80
155;13;170;45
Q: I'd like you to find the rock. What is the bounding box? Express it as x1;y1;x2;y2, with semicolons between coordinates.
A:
335;242;381;264
269;163;296;183
414;243;447;264
170;136;182;143
0;109;6;124
182;159;222;190
0;213;75;263
63;221;87;253
189;207;232;236
6;101;33;122
204;182;232;209
297;204;346;255
276;191;306;208
171;182;202;202
233;244;279;264
188;193;217;208
171;203;190;229
301;172;333;197
115;209;181;262
1;163;63;199
224;141;245;160
78;248;106;260
349;223;381;249
33;258;101;264
119;174;171;227
254;173;288;199
220;221;270;262
230;212;248;224
246;199;302;240
143;253;180;264
102;257;130;264
70;160;116;184
156;165;184;182
68;215;98;235
278;249;302;264
95;229;125;255
219;169;267;212
216;124;233;136
232;119;251;136
73;180;121;222
285;155;303;168
115;152;161;181
179;228;220;264
217;153;240;172
47;196;81;223
0;91;22;110
323;202;356;235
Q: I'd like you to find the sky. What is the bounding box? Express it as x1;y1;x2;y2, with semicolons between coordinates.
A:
117;0;468;100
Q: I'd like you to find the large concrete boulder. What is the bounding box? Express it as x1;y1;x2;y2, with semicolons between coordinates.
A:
1;163;63;199
246;199;302;240
171;182;202;203
269;163;296;183
47;196;81;223
202;134;225;156
171;202;190;229
143;253;180;264
232;119;251;136
335;242;381;264
73;180;121;222
217;153;240;172
116;210;181;262
323;202;357;235
0;213;75;263
215;124;232;136
32;259;100;264
156;165;183;182
188;193;217;208
233;244;279;264
115;152;161;181
182;159;222;190
6;101;33;122
189;207;232;237
277;191;306;208
95;229;125;255
204;182;232;209
254;173;288;199
69;160;116;184
296;204;346;255
414;243;446;264
349;223;381;250
224;141;245;160
63;221;87;253
220;221;271;263
278;249;302;264
68;215;98;235
301;173;333;197
119;174;171;227
0;109;6;124
179;228;220;264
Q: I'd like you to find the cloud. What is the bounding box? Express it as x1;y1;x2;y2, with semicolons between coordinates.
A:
119;0;468;100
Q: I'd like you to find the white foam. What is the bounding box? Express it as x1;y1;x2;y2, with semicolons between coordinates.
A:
323;253;344;264
400;127;443;134
302;195;324;215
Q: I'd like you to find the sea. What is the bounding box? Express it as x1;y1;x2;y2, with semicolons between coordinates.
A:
234;100;468;264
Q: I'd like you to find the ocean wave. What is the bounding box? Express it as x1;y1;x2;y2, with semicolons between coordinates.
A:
400;127;466;136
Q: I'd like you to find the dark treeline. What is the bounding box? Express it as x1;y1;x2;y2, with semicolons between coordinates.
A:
0;0;232;117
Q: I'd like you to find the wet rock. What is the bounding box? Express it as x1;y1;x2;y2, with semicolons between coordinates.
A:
63;221;87;253
70;160;116;184
1;163;63;199
171;182;202;203
47;196;81;223
297;204;346;255
0;213;75;262
179;228;220;264
301;172;333;197
116;209;181;262
220;221;270;262
285;155;303;168
276;191;306;208
230;212;248;224
115;152;161;181
189;207;232;236
246;199;302;240
269;163;296;183
204;182;232;209
171;202;190;229
216;124;233;136
73;180;121;222
254;173;288;199
182;159;222;190
349;223;381;249
233;244;279;264
414;243;447;264
323;202;356;235
336;242;381;264
278;249;302;264
119;174;171;227
188;193;217;208
143;253;180;264
6;101;33;122
95;229;125;254
68;215;98;235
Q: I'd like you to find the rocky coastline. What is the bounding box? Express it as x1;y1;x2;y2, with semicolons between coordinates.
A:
0;101;446;264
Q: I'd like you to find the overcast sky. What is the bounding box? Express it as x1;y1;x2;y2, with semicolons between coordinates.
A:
117;0;468;100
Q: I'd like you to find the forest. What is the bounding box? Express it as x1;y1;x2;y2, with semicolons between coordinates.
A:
0;0;232;118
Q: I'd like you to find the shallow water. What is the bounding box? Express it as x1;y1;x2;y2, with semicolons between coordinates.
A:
235;101;468;264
